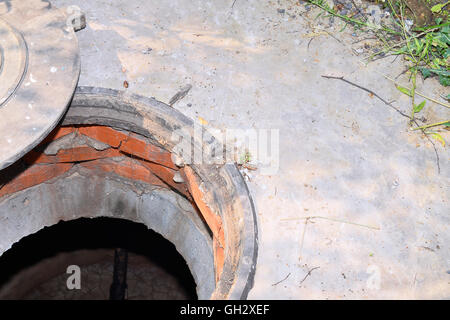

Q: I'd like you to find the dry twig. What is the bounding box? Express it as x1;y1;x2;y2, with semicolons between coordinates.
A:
321;75;441;173
272;273;291;286
299;266;320;285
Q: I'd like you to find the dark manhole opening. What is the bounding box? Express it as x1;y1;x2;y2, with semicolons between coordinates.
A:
0;217;198;300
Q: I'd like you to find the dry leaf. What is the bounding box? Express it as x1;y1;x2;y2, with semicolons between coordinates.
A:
198;117;208;125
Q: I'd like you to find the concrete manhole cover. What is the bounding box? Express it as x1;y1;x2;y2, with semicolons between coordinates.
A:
0;19;27;107
0;0;81;171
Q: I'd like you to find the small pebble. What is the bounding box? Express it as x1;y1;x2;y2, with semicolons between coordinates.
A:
173;172;184;183
340;9;348;15
277;8;285;14
141;47;152;54
173;155;185;167
344;3;352;9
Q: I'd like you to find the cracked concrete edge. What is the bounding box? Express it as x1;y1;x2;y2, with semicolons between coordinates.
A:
220;163;258;300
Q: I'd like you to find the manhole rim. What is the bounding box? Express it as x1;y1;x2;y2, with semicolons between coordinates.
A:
0;86;258;300
65;86;259;300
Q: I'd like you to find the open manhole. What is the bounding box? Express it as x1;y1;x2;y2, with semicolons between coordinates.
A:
0;87;258;300
0;217;199;300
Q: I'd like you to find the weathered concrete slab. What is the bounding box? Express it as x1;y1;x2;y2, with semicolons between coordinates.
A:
50;0;449;299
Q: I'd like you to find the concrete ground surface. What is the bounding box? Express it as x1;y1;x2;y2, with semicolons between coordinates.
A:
51;0;449;299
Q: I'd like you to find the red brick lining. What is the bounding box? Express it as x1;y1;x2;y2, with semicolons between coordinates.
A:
0;125;225;282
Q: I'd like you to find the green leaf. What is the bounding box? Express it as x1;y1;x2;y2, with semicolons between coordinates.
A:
395;84;412;97
443;121;450;127
438;74;450;86
419;68;450;85
442;24;450;34
445;94;450;101
432;37;447;49
420;67;432;79
436;33;450;46
443;33;450;44
431;4;445;13
414;38;421;53
413;100;426;113
431;133;446;147
414;20;448;32
420;40;430;60
444;47;450;59
393;46;408;55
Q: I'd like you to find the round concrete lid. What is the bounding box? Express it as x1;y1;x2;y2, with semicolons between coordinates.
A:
0;0;80;170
